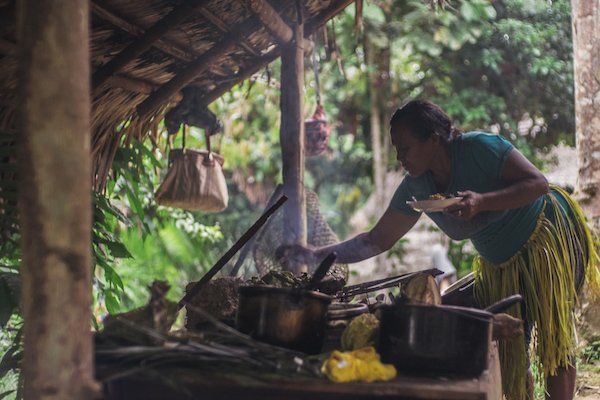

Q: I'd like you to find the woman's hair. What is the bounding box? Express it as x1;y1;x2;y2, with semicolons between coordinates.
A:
390;100;460;143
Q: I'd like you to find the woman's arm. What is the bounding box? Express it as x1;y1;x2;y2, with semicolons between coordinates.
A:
278;207;420;265
446;149;549;219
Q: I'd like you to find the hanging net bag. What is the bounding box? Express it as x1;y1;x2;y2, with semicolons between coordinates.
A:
250;187;349;291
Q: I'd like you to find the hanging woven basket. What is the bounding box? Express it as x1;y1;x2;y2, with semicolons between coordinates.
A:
304;104;330;157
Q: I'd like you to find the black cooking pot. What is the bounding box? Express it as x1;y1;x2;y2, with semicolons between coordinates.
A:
236;286;332;354
377;295;522;377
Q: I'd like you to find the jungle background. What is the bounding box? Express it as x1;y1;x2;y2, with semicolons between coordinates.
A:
1;0;599;398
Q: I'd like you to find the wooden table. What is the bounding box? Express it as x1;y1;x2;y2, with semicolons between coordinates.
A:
103;343;502;400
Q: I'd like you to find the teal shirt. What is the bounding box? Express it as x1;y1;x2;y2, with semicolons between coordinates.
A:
390;132;544;263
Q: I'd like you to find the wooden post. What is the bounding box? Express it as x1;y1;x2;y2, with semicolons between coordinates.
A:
18;1;99;398
280;4;307;272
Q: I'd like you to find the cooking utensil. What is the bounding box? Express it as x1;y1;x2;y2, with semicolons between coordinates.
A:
406;197;462;213
236;286;332;354
377;294;523;377
327;302;369;320
336;268;443;299
305;252;337;291
179;195;287;310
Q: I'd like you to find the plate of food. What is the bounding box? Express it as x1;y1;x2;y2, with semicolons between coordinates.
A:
406;194;462;213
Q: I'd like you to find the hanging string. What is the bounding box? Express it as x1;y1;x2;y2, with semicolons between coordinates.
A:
182;124;186;150
311;38;321;106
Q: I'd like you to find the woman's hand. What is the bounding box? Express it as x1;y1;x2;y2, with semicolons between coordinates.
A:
275;244;318;269
444;190;485;220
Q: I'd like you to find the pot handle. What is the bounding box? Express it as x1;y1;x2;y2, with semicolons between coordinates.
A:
485;294;523;314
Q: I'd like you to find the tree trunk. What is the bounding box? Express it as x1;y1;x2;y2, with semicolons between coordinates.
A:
572;0;600;229
280;10;307;273
18;1;99;398
365;16;392;273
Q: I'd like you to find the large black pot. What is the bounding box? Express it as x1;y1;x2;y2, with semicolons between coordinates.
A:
377;295;521;377
236;286;332;354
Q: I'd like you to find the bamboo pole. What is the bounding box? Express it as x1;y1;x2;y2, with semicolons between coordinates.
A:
280;4;307;273
17;0;100;398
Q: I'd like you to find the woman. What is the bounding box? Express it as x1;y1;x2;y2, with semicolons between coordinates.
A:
282;100;600;400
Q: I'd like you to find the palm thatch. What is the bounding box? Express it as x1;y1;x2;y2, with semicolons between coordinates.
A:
0;0;357;237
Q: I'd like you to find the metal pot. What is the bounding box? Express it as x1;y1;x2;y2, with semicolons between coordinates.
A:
236;286;332;354
377;295;522;377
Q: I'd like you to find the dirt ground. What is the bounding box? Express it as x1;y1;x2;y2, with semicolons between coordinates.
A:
575;363;600;399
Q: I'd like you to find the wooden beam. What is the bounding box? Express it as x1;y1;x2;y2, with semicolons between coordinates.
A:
247;0;313;53
136;19;257;118
199;48;280;105
92;0;210;88
247;0;293;43
198;0;354;108
197;6;259;57
108;74;183;102
91;1;195;63
18;0;99;398
280;10;307;273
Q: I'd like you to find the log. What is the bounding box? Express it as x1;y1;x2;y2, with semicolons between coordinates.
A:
18;0;99;398
91;1;196;63
136;19;258;118
280;11;307;273
92;0;211;88
248;0;293;43
247;0;313;52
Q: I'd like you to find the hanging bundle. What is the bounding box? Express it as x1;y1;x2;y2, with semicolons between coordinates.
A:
155;127;228;212
305;44;331;157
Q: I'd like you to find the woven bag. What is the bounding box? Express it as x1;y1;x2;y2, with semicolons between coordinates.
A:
155;134;228;212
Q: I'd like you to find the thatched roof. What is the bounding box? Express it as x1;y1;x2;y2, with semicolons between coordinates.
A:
0;0;355;195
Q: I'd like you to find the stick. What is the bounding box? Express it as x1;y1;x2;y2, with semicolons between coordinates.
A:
178;195;288;309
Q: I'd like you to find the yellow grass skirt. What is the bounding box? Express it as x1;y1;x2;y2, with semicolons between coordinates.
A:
473;186;600;400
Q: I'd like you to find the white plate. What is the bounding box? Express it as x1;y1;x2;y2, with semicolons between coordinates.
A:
406;197;462;212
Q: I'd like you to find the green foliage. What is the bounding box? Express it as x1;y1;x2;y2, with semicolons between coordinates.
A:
581;337;600;364
447;239;477;278
93;138;224;316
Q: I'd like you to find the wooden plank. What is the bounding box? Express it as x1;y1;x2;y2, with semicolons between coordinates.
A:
92;0;211;88
136;19;258;118
280;12;307;273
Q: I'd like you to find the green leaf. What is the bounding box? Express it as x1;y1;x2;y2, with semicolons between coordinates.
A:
0;276;16;329
97;238;132;259
0;390;16;400
104;290;120;314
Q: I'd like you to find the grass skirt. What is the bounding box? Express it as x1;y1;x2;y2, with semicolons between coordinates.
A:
473;186;600;400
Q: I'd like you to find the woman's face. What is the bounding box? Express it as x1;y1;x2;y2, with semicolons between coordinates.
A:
390;126;437;177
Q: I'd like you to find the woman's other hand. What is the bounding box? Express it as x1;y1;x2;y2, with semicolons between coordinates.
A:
444;190;485;220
